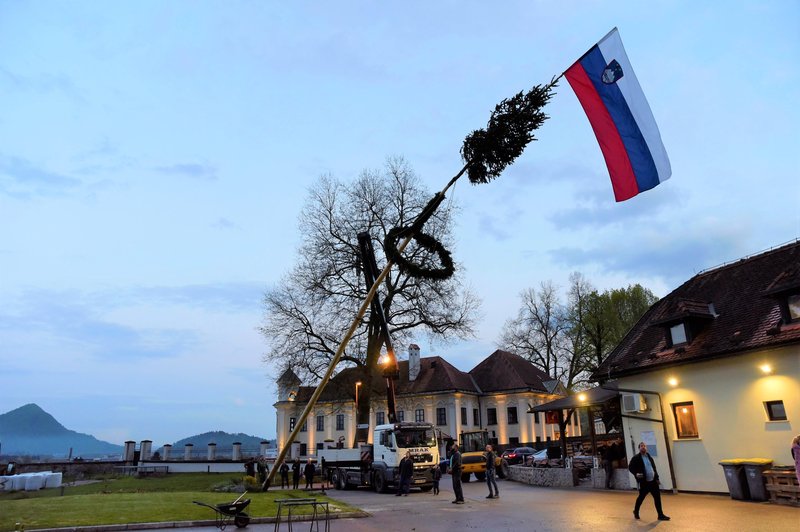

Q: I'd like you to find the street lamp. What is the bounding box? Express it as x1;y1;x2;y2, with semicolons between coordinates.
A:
355;381;362;413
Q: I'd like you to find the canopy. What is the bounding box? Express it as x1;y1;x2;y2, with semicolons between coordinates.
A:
529;385;619;413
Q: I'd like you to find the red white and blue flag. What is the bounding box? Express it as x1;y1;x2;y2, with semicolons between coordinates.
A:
565;28;671;202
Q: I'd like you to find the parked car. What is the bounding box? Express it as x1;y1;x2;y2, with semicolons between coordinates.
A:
525;448;549;467
501;447;536;466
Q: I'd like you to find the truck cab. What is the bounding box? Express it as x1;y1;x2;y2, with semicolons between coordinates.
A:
371;422;439;492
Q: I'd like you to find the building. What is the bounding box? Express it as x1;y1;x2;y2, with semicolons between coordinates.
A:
594;241;800;493
274;347;577;456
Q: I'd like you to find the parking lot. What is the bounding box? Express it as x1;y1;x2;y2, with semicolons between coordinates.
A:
143;474;798;532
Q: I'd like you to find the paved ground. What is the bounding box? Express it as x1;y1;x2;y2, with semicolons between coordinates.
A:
143;475;799;532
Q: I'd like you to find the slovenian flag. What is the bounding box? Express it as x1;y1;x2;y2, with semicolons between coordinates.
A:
565;28;671;202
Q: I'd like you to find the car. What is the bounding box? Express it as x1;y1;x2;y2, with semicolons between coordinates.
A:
500;446;536;466
525;448;549;466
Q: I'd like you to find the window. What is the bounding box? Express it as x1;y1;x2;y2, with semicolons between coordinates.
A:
507;406;518;424
415;409;425;422
487;408;498;425
316;415;324;432
289;417;296;431
473;408;479;426
397;410;405;422
509;437;519;445
764;400;788;421
316;442;324;450
436;407;447;426
336;414;344;431
535;436;541;443
461;407;468;425
670;323;687;345
300;420;307;432
788;294;800;322
672;401;699;438
376;411;385;425
534;411;540;424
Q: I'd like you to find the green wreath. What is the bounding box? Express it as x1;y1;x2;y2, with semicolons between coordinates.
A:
383;226;455;281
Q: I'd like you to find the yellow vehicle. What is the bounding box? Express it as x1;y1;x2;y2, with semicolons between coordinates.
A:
458;430;506;482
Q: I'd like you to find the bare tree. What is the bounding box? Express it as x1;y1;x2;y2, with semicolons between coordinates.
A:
261;157;479;433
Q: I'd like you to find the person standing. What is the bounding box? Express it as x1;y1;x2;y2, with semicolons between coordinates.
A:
432;463;441;495
303;458;315;490
279;461;290;489
291;458;301;490
628;442;670;521
397;451;413;496
450;443;464;504
484;444;499;499
791;434;800;485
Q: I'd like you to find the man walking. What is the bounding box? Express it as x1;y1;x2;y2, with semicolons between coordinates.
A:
450;443;464;504
628;441;670;521
484;444;499;499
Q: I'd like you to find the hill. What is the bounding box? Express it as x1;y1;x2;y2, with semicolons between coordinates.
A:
168;431;273;450
0;403;123;458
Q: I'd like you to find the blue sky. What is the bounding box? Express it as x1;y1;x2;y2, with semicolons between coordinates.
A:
1;1;797;447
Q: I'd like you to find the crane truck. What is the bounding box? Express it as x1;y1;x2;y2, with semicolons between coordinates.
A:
318;421;439;492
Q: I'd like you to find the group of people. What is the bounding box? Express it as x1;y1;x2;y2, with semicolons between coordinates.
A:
277;457;317;490
445;442;499;504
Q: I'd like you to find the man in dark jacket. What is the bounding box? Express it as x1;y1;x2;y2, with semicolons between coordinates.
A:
449;443;464;504
303;458;315;490
628;442;670;521
279;461;290;489
484;444;499;499
291;458;301;489
396;451;414;496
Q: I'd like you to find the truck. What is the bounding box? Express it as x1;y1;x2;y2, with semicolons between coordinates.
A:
318;422;439;493
457;429;505;482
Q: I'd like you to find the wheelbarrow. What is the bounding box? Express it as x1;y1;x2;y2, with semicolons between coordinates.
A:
192;491;251;530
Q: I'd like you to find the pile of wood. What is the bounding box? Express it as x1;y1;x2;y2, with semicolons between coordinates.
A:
764;468;799;507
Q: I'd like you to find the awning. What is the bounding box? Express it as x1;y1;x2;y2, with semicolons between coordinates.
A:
528;385;619;413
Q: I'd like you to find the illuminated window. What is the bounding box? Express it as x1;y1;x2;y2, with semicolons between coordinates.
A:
764;400;787;421
672;401;699;438
415;409;425;422
289;417;296;431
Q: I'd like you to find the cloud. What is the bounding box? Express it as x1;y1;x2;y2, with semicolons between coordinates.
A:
0;154;81;197
0;67;84;102
549;184;683;230
130;282;265;313
155;162;217;181
549;228;746;286
213;217;239;230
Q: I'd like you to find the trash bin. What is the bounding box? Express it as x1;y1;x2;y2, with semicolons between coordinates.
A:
742;459;773;501
719;459;750;500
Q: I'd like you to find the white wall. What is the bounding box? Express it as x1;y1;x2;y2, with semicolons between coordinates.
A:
617;345;799;493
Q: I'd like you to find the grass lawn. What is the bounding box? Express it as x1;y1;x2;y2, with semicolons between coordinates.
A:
0;473;355;530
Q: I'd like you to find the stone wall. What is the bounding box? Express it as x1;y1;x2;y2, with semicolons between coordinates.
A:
507;464;579;488
590;467;633;490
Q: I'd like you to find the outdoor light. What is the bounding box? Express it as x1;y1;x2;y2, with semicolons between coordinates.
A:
760;364;772;374
378;353;390;365
668;377;678;387
681;407;689;414
578;393;587;402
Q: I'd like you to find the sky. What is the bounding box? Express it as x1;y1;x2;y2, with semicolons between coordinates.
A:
1;1;798;448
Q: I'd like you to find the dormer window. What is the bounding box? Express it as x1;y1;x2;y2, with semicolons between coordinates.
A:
787;293;800;322
669;323;688;345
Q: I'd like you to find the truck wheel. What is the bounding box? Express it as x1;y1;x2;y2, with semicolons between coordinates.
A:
374;471;388;493
461;472;471;483
475;472;486;481
337;470;347;491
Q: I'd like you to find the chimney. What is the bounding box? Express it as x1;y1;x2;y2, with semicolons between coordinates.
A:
408;344;421;381
232;442;242;461
260;441;269;455
207;442;217;461
140;440;152;461
124;441;136;462
163;444;172;461
184;443;194;461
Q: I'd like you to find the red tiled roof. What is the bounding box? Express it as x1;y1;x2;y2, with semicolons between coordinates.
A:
288;350;555;404
595;240;800;380
469;349;552;393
